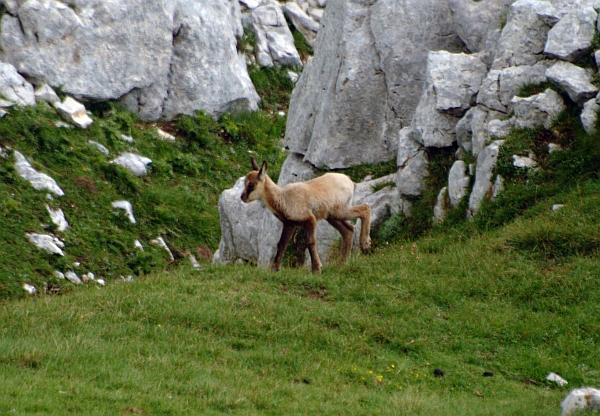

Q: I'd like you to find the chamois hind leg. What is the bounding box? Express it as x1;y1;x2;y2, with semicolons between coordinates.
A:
343;203;371;253
272;223;297;271
327;218;354;264
303;215;322;274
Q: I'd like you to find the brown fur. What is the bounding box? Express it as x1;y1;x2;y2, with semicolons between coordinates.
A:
241;157;371;273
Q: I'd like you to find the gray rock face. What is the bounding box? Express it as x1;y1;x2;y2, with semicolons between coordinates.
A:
468;140;504;217
278;152;318;186
581;97;599;135
544;5;597;61
546;61;598;106
412;51;487;148
493;0;559;69
477;62;550;113
448;160;471;207
397;128;423;167
214;176;280;267
34;84;60;104
0;62;35;106
1;0;259;121
111;153;152;177
511;88;566;129
14;151;64;196
245;1;302;67
448;0;515;53
456;106;506;157
284;0;465;169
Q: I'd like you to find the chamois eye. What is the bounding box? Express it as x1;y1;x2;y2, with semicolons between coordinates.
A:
247;183;255;192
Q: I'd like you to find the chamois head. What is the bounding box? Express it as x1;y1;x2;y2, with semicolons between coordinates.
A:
241;156;267;203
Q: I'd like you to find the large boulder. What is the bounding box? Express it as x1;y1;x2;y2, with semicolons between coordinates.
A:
447;0;515;54
245;1;302;67
1;0;259;121
411;51;487;148
511;88;566;129
546;61;598;106
544;5;597;62
284;0;466;169
492;0;559;69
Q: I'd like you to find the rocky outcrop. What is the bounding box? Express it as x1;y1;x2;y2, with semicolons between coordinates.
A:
1;0;260;121
284;0;466;169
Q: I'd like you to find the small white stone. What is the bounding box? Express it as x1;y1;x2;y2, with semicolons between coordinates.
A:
120;134;134;143
552;204;565;211
54;271;65;279
34;84;60;104
150;237;174;261
548;143;563;153
55;121;72;129
46;205;69;232
64;271;83;285
121;275;134;282
23;283;37;294
88;140;109;155
189;255;201;269
561;387;600;416
96;279;106;286
111;153;152;176
278;111;286;117
547;372;568;386
156;128;176;141
14;151;65;196
287;71;299;83
513;155;538;169
111;200;137;224
26;233;64;256
134;240;144;251
54;97;93;129
73;262;80;267
0;98;15;108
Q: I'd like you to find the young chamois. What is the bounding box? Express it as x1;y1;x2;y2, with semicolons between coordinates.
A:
241;156;371;273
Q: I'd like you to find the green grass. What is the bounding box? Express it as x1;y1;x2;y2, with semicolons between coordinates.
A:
2;182;599;414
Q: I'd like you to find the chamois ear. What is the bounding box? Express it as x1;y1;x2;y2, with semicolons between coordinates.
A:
250;156;260;171
258;160;267;180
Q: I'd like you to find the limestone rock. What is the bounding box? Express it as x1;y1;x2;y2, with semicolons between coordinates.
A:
26;233;65;256
397;128;423;168
581;98;600;135
546;61;598;106
561;387;600;416
34;84;60;104
447;0;515;53
247;1;302;67
53;97;93;129
23;283;37;295
213;176;281;267
156;128;176;142
284;0;465;169
468;140;504;217
283;2;320;46
511;88;566;129
456;106;506;157
14;151;64;196
0;62;36;106
513;154;538;168
493;0;559;69
547;372;568;386
64;271;83;285
412;51;487;148
433;187;448;223
88;140;110;155
492;174;504;199
46;205;69;232
1;0;259;121
150;237;175;262
477;63;550;113
544;6;597;62
396;150;428;197
112;201;137;224
111;153;152;177
448;160;471;207
278;153;318;186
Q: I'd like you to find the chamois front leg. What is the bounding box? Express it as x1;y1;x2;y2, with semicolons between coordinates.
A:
303;215;322;274
346;203;372;254
272;223;296;271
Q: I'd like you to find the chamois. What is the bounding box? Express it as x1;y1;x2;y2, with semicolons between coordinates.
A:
241;156;371;273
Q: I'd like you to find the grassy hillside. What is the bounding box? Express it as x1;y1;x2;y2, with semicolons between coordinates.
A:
1;181;599;414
